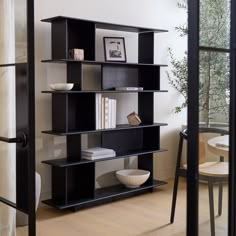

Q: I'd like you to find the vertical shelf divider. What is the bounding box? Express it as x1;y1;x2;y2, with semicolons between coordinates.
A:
67;135;82;161
51;19;68;59
138;93;154;124
138;32;154;64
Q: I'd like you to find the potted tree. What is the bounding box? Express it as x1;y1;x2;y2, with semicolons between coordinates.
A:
168;0;230;127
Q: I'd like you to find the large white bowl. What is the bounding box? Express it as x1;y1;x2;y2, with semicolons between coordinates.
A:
116;169;150;188
49;83;74;91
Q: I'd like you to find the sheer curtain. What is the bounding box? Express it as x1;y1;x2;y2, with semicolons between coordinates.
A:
0;0;16;235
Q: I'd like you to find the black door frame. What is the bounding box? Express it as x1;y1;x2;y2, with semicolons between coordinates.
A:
187;0;199;235
229;0;236;235
0;0;35;235
27;0;35;235
187;0;236;235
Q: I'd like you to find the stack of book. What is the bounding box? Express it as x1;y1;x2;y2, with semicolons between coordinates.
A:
82;147;116;160
96;94;117;129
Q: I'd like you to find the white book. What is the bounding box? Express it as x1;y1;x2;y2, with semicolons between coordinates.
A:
95;93;102;129
97;93;102;129
96;94;99;129
82;147;115;155
101;97;105;129
104;97;109;129
110;99;113;129
83;150;116;157
110;99;116;128
115;87;144;91
112;99;117;128
108;99;112;128
82;152;116;160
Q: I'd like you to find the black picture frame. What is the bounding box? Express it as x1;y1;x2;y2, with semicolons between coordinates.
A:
103;37;126;62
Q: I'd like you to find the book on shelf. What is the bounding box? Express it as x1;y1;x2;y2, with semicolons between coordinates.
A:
95;94;102;129
82;147;115;155
82;147;116;160
102;97;105;129
96;95;117;129
115;87;143;91
111;99;116;128
104;97;109;129
82;152;116;160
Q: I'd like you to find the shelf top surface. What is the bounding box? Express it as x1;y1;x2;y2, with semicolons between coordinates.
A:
42;123;168;136
0;62;27;68
42;90;168;94
41;59;168;67
41;16;168;33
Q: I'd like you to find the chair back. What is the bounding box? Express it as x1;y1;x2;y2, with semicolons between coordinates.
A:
178;127;229;166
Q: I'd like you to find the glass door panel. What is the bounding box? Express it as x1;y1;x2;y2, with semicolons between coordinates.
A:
0;202;29;236
198;0;230;235
199;0;230;49
0;0;27;65
0;66;16;203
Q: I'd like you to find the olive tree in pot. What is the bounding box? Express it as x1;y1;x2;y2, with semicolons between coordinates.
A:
168;0;230;127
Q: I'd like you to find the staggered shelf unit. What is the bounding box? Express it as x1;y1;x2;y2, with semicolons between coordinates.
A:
41;16;168;211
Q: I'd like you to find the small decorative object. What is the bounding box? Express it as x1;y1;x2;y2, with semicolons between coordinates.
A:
69;48;84;60
127;111;141;126
104;37;126;62
49;83;74;91
116;169;150;188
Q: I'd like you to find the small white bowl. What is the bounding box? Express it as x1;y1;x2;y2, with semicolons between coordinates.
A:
116;169;150;188
49;83;74;91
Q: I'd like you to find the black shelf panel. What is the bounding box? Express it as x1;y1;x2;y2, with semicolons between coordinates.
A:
41;59;168;67
42;90;168;94
42;148;168;167
42;123;168;136
42;180;167;210
0;62;27;68
42;16;168;33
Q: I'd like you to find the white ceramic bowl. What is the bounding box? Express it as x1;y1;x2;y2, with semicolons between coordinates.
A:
49;83;74;91
116;169;150;188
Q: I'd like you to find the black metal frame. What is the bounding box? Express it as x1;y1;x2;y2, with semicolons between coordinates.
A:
27;0;35;235
229;0;236;235
188;0;236;236
0;1;35;235
187;1;199;235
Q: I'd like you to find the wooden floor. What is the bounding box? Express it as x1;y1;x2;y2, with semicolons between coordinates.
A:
17;178;228;236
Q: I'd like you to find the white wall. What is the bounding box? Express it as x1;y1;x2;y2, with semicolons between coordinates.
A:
35;0;187;200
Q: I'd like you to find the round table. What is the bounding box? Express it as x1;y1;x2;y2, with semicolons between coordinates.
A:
207;135;229;158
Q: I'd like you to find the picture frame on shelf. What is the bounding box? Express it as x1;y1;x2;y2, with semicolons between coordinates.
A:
103;37;126;62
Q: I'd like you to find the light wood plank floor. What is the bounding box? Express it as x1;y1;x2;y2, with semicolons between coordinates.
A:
17;178;228;236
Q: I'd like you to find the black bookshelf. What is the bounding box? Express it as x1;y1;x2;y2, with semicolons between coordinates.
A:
41;16;168;211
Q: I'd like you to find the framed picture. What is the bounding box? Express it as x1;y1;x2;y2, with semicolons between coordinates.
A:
103;37;126;62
